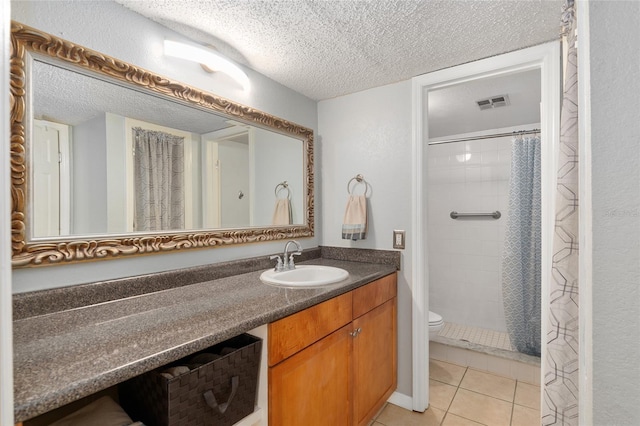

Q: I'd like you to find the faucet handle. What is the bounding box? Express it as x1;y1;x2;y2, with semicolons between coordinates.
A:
269;255;284;272
288;251;302;269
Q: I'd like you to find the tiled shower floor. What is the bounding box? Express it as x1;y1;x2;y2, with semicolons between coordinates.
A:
438;322;513;351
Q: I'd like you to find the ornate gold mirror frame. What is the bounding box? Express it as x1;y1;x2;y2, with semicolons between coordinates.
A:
10;21;314;267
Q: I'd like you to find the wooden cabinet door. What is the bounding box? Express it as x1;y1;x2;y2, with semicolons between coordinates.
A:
269;324;353;426
352;298;397;426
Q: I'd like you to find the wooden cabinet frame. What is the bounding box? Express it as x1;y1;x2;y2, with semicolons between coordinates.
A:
268;273;397;425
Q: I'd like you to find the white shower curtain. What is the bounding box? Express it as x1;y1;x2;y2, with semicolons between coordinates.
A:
133;127;185;231
502;135;541;357
543;0;580;424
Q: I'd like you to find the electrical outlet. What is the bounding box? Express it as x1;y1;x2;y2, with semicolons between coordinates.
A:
393;230;405;249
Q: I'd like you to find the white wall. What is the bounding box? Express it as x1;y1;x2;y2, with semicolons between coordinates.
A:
105;113;128;233
11;0;318;292
72;114;108;234
589;1;640;424
252;128;304;226
318;80;413;397
219;139;250;227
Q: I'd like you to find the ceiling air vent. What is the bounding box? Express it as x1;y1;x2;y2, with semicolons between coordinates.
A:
476;99;492;110
476;94;510;110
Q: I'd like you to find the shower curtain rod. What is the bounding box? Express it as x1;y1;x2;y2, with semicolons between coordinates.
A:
427;128;540;146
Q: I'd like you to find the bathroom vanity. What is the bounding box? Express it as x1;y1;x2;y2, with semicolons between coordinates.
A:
269;273;396;426
12;249;399;425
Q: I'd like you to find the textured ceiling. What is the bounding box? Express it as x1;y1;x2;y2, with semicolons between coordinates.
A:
116;0;563;101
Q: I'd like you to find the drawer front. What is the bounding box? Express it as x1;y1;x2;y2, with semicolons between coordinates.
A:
352;272;397;318
268;292;352;366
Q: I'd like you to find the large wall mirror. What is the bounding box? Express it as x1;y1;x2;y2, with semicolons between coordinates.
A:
10;22;314;267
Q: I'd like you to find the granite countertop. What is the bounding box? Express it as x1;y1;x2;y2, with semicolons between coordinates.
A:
13;255;397;422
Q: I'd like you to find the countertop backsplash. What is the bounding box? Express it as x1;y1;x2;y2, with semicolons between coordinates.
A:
14;246;400;320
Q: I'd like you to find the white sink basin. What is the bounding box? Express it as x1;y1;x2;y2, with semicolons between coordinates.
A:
260;265;349;288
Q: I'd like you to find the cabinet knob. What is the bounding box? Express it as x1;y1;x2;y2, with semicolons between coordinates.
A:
350;327;362;337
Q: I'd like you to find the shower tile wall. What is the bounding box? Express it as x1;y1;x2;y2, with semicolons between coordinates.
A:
427;135;512;332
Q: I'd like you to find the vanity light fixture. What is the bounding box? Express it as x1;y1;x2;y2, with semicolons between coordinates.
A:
164;40;250;91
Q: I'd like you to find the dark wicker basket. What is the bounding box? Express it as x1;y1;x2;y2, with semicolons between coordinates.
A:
120;333;262;426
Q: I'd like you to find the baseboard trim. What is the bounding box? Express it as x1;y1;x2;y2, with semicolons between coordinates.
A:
387;391;413;411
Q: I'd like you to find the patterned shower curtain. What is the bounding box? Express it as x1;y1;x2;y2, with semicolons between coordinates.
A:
501;135;542;357
543;0;579;424
133;127;185;231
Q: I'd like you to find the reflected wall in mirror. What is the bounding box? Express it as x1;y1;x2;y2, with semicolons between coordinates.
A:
10;21;314;267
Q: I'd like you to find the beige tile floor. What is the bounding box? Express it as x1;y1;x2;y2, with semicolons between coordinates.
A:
370;359;541;426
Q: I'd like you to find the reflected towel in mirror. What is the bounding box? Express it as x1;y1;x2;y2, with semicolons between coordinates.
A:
272;198;292;225
342;195;367;240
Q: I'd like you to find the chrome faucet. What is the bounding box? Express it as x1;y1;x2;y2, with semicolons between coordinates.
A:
283;240;303;271
270;240;303;272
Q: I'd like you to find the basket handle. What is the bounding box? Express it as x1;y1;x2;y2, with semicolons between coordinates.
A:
203;375;239;414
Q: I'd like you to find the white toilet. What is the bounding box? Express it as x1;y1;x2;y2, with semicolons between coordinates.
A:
429;311;444;340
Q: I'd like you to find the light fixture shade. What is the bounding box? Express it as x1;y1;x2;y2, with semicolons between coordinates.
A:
164;40;250;91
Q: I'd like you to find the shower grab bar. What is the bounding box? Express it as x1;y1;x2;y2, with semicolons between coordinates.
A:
450;211;501;219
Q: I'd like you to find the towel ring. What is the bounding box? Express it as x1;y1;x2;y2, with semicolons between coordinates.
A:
347;174;370;197
275;181;291;199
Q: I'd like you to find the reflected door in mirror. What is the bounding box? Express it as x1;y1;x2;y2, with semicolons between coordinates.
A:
32;120;70;237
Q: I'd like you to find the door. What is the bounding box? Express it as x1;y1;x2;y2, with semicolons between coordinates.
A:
33;120;63;237
269;324;352;426
352;298;397;426
201;140;221;228
217;137;250;228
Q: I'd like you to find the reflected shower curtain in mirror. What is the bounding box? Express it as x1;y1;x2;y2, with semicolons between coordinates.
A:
133;127;185;231
501;135;541;357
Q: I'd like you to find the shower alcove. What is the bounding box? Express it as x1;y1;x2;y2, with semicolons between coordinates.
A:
411;41;561;412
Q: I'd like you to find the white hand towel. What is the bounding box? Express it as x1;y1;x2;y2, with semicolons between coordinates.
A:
272;198;292;225
342;195;367;240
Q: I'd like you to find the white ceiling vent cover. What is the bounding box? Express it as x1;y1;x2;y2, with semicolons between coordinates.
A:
476;94;510;110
